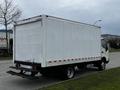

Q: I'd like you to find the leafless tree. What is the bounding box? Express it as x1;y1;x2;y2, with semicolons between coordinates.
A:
0;0;21;53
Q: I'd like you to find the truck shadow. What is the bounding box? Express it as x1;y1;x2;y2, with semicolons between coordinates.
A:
9;67;98;89
75;67;98;78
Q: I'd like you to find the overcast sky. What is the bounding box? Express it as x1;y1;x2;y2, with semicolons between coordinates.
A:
2;0;120;35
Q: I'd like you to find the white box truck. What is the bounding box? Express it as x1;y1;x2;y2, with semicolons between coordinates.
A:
9;15;109;79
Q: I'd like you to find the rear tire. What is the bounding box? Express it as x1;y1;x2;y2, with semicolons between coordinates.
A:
63;66;75;79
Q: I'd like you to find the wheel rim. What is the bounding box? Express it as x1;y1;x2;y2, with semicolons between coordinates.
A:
67;67;74;79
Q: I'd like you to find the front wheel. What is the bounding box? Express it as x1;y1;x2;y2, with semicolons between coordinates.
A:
98;62;106;71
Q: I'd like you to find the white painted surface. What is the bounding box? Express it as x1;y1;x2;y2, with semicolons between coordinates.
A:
15;21;43;63
14;15;101;67
45;16;101;67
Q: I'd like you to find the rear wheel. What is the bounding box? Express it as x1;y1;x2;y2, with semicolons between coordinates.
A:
63;67;75;79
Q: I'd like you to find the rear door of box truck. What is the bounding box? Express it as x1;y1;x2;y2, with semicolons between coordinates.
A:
14;20;43;64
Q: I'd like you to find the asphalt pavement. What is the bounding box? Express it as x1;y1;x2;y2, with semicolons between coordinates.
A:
0;52;120;90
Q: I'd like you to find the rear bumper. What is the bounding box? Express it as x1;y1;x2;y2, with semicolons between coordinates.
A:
9;66;38;72
10;61;42;73
7;61;42;78
7;61;41;79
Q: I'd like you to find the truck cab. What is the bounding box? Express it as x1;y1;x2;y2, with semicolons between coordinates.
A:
101;38;109;63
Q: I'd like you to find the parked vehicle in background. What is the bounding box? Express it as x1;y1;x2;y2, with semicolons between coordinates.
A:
8;15;109;79
0;30;13;55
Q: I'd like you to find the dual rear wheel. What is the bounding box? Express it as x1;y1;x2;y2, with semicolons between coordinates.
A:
64;61;107;79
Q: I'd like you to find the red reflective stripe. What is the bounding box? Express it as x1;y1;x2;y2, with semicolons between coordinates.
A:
48;56;101;63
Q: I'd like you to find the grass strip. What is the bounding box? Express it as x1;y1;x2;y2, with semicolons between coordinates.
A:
38;67;120;90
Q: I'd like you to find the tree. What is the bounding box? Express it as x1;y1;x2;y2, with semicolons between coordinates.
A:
108;38;120;49
0;0;21;53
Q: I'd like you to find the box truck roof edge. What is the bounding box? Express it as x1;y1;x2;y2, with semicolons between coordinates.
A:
15;14;101;28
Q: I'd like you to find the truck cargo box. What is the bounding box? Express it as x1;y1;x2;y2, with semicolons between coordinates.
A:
14;15;101;68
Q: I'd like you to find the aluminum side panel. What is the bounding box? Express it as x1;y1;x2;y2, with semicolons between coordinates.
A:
45;17;101;67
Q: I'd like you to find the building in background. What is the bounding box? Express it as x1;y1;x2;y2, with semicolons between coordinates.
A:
0;29;13;55
102;34;120;49
102;34;120;40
